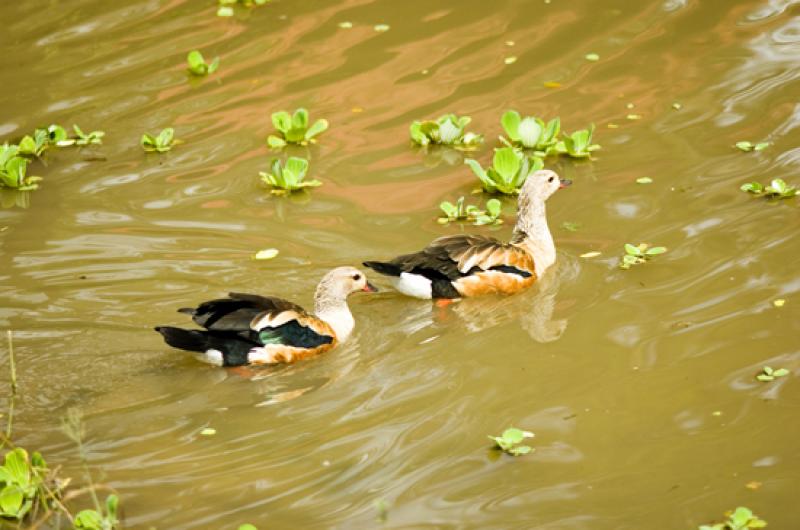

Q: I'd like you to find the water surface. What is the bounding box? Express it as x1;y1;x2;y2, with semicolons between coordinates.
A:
1;0;799;528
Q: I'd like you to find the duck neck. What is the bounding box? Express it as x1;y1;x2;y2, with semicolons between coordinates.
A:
512;198;555;276
314;292;354;342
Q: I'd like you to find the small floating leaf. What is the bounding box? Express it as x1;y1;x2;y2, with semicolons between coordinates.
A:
735;141;754;151
200;428;216;436
585;53;599;61
672;102;682;110
626;114;642;120
217;6;234;16
338;21;353;28
773;299;785;307
636;177;653;184
254;248;279;260
580;251;601;258
754;142;770;151
373;24;390;32
504;56;517;65
543;81;561;88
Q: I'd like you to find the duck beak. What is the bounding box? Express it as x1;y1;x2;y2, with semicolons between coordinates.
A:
363;282;378;293
559;179;572;189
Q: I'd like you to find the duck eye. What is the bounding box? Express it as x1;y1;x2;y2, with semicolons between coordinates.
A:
352;274;361;281
548;176;554;183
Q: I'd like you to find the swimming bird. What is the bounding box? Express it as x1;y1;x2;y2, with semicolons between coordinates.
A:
363;169;570;300
155;266;377;366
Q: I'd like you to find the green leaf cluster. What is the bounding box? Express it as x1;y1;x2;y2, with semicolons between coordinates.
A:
0;145;41;191
438;197;502;226
410;114;483;150
488;427;534;456
57;125;105;147
268;108;328;148
465;147;544;195
1;123;105;191
740;179;797;199
217;0;269;16
73;494;120;530
187;50;219;76
756;366;790;382
735;141;769;152
0;448;50;520
500;110;599;158
620;243;667;269
699;506;767;530
259;157;321;194
141;128;179;153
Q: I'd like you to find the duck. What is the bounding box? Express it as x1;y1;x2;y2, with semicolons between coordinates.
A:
363;169;570;300
155;266;377;366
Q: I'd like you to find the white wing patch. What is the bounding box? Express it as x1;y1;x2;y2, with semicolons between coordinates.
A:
250;311;297;331
393;272;433;299
201;349;224;366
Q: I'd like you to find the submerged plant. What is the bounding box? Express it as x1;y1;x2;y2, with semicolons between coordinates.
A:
488;427;534;456
740;179;797;199
0;145;41;190
141;128;179;153
267;108;328;148
554;124;600;158
756;366;790;382
187;50;219;76
259;157;321;194
499;111;560;154
465;147;544;195
438;197;502;226
620;243;667;269
410;114;483;150
699;506;767;529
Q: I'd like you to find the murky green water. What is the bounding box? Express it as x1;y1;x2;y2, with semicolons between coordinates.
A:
2;0;799;528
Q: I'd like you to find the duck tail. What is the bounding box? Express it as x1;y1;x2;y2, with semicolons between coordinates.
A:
154;326;208;352
363;261;402;277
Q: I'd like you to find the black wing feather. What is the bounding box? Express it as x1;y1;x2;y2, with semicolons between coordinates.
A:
181;293;307;331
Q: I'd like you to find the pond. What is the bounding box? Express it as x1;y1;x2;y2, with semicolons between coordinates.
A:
1;0;799;528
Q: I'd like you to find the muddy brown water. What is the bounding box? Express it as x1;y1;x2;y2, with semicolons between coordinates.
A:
1;0;799;528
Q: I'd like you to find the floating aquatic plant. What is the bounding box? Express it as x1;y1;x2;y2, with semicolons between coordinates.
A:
141;128;179;153
735;141;769;152
73;494;120;530
499;110;599;158
756;366;789;382
620;243;667;269
740;179;797;199
59;125;105;147
0;145;40;190
438;197;502;226
699;506;767;530
187;50;219;76
554;124;600;158
465;147;543;195
488;427;534;456
259;157;321;194
217;0;269;17
410;114;483;150
267;108;328;148
499;111;560;154
0;448;57;520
